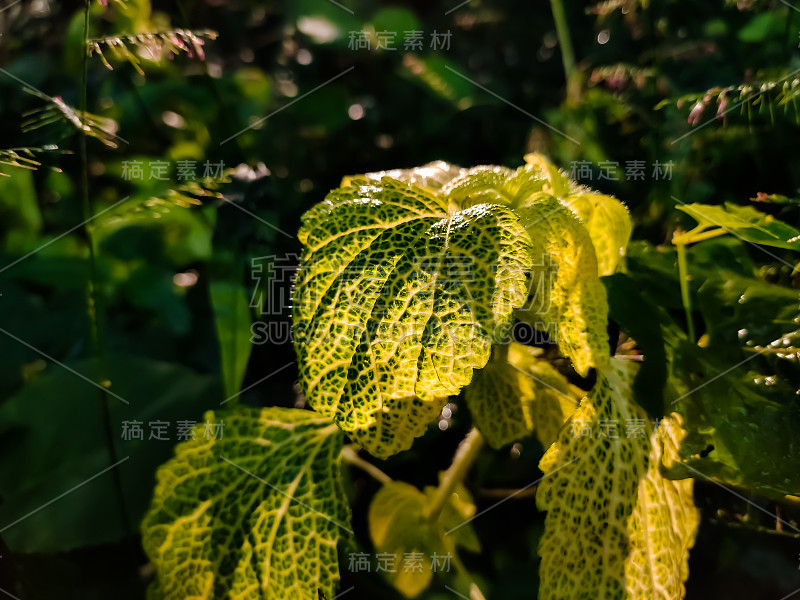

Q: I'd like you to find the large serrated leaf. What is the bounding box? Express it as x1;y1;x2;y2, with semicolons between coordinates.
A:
626;416;699;600
141;407;351;600
537;359;698;600
465;343;578;449
293;177;532;458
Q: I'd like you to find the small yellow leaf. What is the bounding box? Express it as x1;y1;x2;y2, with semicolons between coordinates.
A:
368;480;479;598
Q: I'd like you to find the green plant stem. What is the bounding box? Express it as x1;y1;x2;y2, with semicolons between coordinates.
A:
673;226;727;245
675;241;695;342
80;0;130;536
340;445;392;484
673;227;728;342
549;0;576;82
427;428;484;523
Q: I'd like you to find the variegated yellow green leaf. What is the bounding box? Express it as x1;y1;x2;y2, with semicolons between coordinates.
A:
523;153;632;276
626;414;699;600
537;359;698;600
515;196;611;376
560;190;632;276
465;343;578;449
439;161;612;375
341;161;466;192
441;165;519;208
522;152;572;197
293;177;533;458
141;407;351;600
368;479;479;598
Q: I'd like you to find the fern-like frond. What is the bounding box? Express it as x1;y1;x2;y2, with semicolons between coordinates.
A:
0;146;66;175
21;89;121;148
87;29;217;75
111;175;229;224
165;175;228;207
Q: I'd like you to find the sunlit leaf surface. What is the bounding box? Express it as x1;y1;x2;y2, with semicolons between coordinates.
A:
142;407;351;600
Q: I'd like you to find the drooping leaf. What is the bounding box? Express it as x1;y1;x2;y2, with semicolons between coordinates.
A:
293;177;532;458
538;359;698;600
515;196;611;376
368;479;479;598
465;343;578;449
626;416;699;600
141;407;351;600
677;202;800;251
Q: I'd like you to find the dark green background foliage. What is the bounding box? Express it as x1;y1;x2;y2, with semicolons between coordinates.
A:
0;0;799;598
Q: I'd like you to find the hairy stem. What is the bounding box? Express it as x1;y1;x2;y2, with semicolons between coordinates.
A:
340;445;392;485
80;0;130;535
427;428;484;523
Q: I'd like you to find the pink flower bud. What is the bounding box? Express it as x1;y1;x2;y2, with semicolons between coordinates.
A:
688;101;704;126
